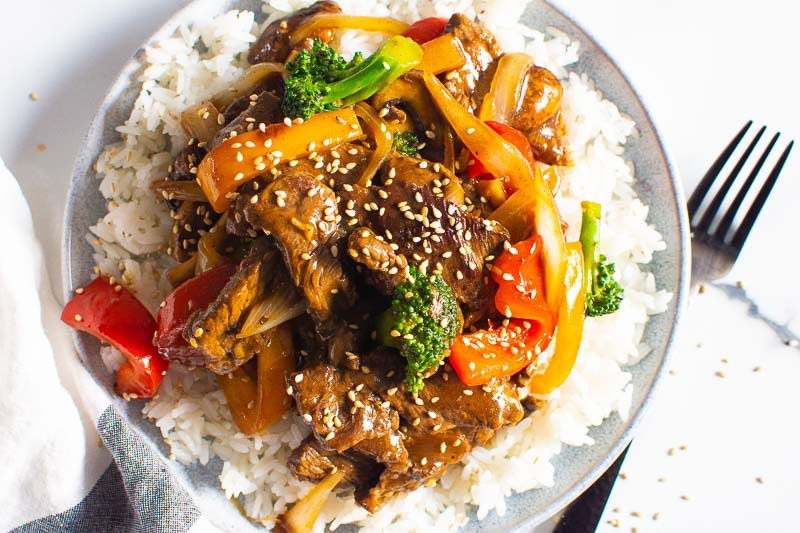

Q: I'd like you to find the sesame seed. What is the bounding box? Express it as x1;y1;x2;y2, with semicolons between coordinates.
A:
412;417;420;426
303;413;312;422
29;92;39;101
325;431;335;441
73;314;83;322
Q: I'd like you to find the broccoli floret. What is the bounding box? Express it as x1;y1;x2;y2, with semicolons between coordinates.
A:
392;131;419;157
282;36;423;120
376;266;461;393
580;201;624;317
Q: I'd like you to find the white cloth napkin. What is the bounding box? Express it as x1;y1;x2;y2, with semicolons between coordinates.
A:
1;158;226;532
0;158;111;531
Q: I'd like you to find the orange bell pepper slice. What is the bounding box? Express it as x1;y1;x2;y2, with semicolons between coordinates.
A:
197;108;363;212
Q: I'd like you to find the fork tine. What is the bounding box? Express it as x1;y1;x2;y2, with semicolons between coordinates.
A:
688;121;752;222
714;132;779;241
695;126;766;233
730;140;794;250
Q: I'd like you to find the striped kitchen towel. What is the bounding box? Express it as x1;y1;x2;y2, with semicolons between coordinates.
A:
0;160;218;533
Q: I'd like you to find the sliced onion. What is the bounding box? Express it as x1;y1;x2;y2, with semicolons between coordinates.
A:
180;101;223;143
478;53;535;123
195;213;228;275
151;179;208;202
278;470;345;533
354;102;392;187
211;63;286;111
237;283;306;339
290;14;408;45
166;255;197;287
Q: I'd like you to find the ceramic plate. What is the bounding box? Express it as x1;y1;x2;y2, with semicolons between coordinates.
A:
62;1;690;530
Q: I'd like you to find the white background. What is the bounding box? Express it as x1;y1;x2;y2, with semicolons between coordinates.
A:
1;1;799;531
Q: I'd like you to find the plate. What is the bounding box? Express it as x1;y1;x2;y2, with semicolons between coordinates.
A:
62;0;690;530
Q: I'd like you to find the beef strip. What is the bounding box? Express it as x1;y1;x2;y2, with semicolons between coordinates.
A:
168;200;219;262
179;242;297;374
209;91;284;150
338;179;508;306
289;436;382;488
289;363;409;468
443;14;502;113
169;144;206;182
360;427;472;511
155;144;220;262
234;172;356;331
248;0;341;65
506;66;569;166
347;226;409;295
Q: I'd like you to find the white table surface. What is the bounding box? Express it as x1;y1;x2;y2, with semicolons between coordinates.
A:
2;1;799;531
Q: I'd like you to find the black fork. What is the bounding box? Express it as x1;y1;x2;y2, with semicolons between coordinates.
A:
689;121;794;285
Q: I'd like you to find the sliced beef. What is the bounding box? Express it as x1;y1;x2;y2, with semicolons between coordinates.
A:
338;179;508;307
347;227;409;295
289;363;408;467
443;14;502;113
248;0;341;65
506;66;569;166
181;243;297;374
370;71;446;162
234;173;356;330
168;200;219;262
379;154;466;203
289;436;381;488
168;144;206;182
209;91;283;150
361;427;472;511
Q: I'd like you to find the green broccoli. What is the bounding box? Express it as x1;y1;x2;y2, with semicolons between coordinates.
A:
580;201;624;317
376;266;461;393
392;131;419;157
282;36;423;120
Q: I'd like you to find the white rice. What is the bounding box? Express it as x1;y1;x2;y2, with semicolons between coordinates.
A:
87;0;672;530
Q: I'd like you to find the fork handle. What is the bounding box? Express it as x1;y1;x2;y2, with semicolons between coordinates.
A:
553;443;631;532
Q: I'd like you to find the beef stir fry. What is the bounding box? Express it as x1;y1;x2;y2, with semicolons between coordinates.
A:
62;4;626;528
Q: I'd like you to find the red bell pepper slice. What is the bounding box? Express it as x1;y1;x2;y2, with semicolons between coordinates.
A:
156;263;237;357
467;121;537;186
61;277;168;398
449;319;552;386
492;234;553;331
449;234;556;386
402;17;448;44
